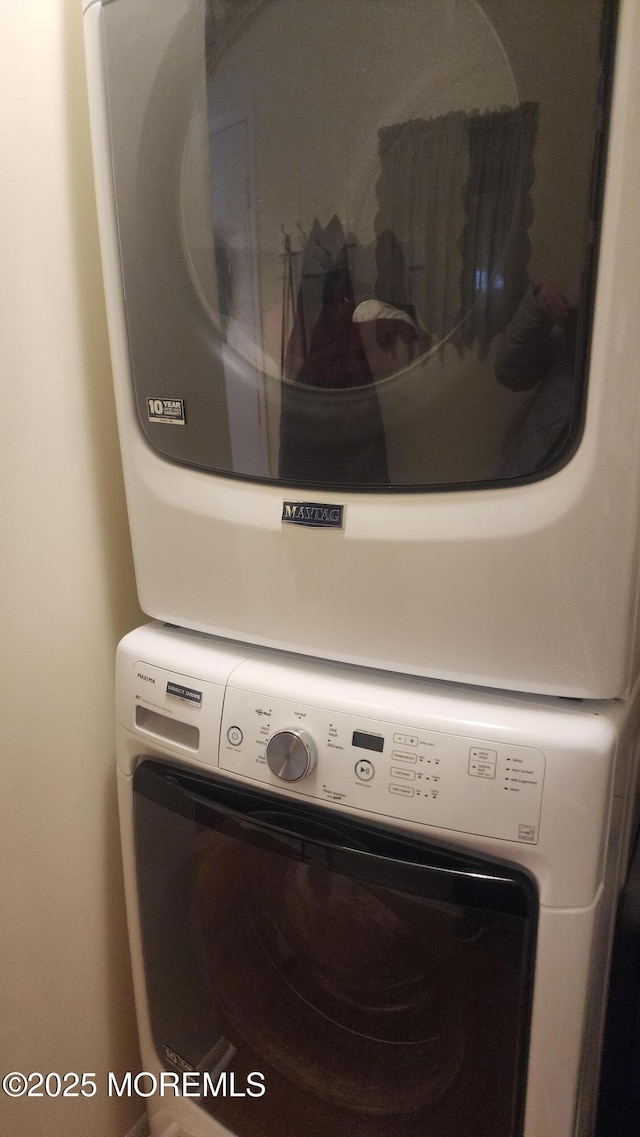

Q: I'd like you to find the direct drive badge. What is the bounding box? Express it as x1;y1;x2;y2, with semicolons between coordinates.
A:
166;681;202;707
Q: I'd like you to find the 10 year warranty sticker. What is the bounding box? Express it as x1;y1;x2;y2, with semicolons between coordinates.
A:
147;398;186;425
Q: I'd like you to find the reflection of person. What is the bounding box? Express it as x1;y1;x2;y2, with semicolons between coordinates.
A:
496;282;578;477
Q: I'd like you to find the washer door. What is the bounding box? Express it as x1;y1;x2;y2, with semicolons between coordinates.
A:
133;760;537;1136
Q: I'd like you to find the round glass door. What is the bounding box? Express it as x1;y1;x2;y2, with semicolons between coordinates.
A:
103;0;609;488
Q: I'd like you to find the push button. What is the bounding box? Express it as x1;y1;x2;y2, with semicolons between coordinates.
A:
390;767;415;781
389;784;415;797
393;733;418;747
468;746;497;779
355;759;375;782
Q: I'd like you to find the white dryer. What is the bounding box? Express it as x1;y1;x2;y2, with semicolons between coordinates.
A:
84;0;640;700
116;623;640;1137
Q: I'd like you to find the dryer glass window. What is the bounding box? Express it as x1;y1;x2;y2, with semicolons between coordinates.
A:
102;0;612;490
133;761;538;1137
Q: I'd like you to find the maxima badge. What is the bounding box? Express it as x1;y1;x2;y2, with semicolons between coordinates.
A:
282;502;345;529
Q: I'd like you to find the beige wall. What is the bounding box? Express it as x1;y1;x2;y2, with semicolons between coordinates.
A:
0;3;143;1135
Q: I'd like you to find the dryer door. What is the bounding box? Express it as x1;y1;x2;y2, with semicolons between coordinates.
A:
100;0;608;489
133;760;537;1137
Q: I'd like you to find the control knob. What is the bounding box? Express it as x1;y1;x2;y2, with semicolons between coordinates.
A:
266;729;316;782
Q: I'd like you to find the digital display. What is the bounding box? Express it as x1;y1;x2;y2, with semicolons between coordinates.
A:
352;730;384;753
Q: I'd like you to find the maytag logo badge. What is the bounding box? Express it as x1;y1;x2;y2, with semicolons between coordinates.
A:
282;502;345;529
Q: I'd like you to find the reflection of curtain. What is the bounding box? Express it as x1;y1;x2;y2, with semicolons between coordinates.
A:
376;112;469;344
375;104;538;354
461;103;538;353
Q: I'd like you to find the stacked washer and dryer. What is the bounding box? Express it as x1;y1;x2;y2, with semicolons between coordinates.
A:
83;2;640;1136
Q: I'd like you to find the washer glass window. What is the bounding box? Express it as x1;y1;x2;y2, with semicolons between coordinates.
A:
133;761;538;1137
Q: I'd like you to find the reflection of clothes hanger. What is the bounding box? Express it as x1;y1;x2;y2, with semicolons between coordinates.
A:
302;239;359;279
302;217;361;279
301;241;333;280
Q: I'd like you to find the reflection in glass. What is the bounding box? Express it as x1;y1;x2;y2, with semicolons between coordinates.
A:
496;283;578;476
133;767;537;1137
104;0;607;488
194;839;466;1113
200;0;601;487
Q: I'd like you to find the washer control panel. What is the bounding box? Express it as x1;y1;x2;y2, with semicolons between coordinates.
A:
220;688;545;845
